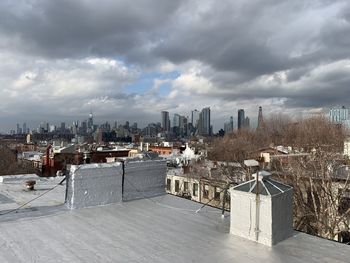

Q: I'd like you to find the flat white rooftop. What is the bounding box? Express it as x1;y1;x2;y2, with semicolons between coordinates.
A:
0;175;349;262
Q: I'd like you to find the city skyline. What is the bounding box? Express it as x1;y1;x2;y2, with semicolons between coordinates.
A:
2;104;346;135
1;1;350;133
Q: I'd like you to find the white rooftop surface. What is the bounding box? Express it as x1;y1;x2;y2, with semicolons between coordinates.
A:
0;176;349;262
0;175;65;212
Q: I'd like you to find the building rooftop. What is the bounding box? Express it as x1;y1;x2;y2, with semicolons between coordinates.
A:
0;175;348;262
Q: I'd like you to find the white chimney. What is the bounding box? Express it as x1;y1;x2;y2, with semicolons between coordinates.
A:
230;170;293;246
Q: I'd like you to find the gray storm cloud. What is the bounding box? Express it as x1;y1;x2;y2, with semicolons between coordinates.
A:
0;0;349;131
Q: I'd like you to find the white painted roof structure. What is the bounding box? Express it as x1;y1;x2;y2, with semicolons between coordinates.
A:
0;175;349;262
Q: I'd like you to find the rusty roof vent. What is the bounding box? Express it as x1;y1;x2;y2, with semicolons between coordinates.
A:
25;180;36;191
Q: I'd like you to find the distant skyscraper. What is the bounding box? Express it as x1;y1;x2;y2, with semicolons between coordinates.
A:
81;121;87;134
224;116;234;134
329;106;348;122
238;109;245;130
88;112;94;132
329;106;350;128
179;115;188;137
198;107;211;136
161;111;170;133
191;109;200;128
23;123;27;134
257;106;264;129
173;113;180;128
49;125;56;133
61;122;66;131
131;122;138;132
244;117;250;129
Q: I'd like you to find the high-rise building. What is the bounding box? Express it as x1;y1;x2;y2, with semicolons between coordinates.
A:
224;116;234;134
61;122;66;131
49;125;56;133
23;123;27;134
198;107;211;136
191;109;200;128
81;121;87;134
329;106;348;122
88;112;94;132
172;113;180;136
39;122;49;133
16;123;20;134
161;111;170;133
244;117;250;129
173;114;180;128
329;106;350;128
179;115;188;137
238;109;245;130
131;122;138;133
257;106;264;129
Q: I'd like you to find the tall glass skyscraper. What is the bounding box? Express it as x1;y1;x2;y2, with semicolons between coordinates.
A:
191;109;200;128
198;107;211;136
161;111;170;133
238;109;245;130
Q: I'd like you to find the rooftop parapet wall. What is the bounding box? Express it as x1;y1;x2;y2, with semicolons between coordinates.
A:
123;160;167;201
65;160;167;209
66;163;123;209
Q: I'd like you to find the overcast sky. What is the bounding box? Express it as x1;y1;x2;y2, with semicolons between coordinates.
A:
0;0;349;132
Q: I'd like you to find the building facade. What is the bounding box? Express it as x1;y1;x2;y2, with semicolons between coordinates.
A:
329;106;350;128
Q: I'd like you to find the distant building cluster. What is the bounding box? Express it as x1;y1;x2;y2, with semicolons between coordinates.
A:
8;106;269;141
160;107;212;139
8;107;213;142
329;106;350;129
222;106;264;136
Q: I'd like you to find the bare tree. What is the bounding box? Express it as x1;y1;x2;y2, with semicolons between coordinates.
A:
271;117;349;241
209;129;259;162
210;115;350;241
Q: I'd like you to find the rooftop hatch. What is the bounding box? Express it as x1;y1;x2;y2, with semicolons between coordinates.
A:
233;170;292;196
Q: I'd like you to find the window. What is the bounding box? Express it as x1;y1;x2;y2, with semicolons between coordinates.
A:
175;180;180;192
214;187;221;200
184;182;189;192
203;184;209;199
193;183;198;196
166;179;171;191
